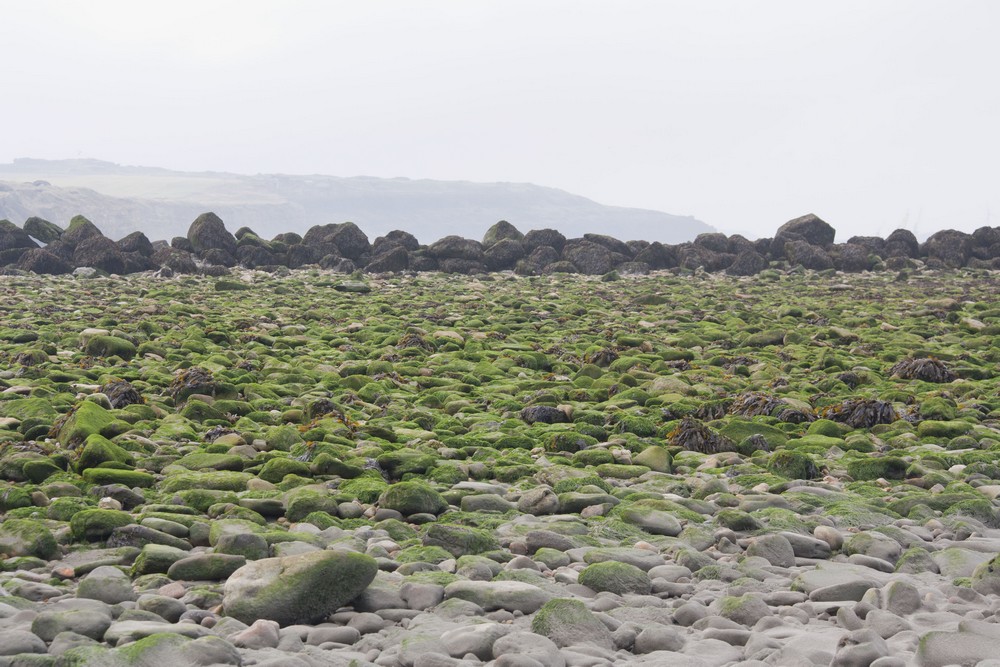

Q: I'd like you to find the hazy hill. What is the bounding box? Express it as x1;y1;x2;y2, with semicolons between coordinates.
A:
0;158;712;243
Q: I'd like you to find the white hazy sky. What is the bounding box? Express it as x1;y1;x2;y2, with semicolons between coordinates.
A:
3;1;998;240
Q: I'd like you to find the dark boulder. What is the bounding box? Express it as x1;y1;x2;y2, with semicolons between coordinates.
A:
677;244;731;272
521;406;570;425
117;232;154;257
784;240;834;270
202;248;237;268
286;245;320;269
1;220;38;249
171;236;195;253
563;240;613;275
971;227;1000;260
73;236;126;274
429;236;484;262
439;258;486;274
16;248;71;275
483;238;525;271
694;232;730;254
753;238;773;257
884;229;919;258
627;240;649;255
272;232;303;246
234;226;257;240
832;243;874;272
634;242;678;270
153;248;198;274
921;229;973;268
61;215;104;249
774;213;836;248
583;233;633;258
515;246;560;275
409;253;439;272
22;217;63;244
236;232;269;249
846;236;886;257
237;245;278;268
187;212;237;257
365;245;409;272
303;222;371;260
543;260;578;274
374;230;420;254
523;229;566;254
483;220;523;247
327;222;371;260
727;234;755;255
726;250;767;276
122;252;154;274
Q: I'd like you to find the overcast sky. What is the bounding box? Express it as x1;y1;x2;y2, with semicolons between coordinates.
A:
3;1;998;240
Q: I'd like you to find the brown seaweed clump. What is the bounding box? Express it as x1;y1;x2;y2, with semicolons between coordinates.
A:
168;366;216;402
823;398;898;429
101;378;144;409
729;392;788;418
888;357;957;383
667;416;735;454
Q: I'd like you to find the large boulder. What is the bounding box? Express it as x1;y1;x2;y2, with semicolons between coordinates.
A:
726;250;767;276
22;216;63;244
187;212;237;257
0;220;39;255
563;240;614;275
515;246;560;275
784;240;834;270
583;233;633;258
634;242;678;270
884;229;919;258
302;222;371;260
523;229;566;254
429;236;484;262
374;230;420;253
236;245;278;269
16;248;72;275
60;215;104;250
694;232;730;253
774;213;836;248
677;244;730;271
223;550;378;626
365;245;409;273
846;235;886;257
833;243;874;272
921;229;973;267
483;220;523;246
483;238;525;271
73;236;126;274
117;231;154;257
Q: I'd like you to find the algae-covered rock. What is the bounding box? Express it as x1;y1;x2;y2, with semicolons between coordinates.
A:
378;481;449;516
223;550;378;626
578;560;652;595
0;518;58;559
58;401;116;446
847;457;908;481
70;509;136;541
531;597;614;649
83;335;137;360
421;523;500;557
77;433;134;472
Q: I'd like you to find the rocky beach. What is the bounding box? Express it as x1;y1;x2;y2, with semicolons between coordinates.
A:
0;215;999;666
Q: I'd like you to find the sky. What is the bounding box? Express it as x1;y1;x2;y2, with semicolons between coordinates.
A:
2;1;998;240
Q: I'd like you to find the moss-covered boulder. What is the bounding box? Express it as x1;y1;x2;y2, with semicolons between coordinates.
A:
77;433;134;472
0;518;58;559
82;467;156;488
578;560;651;595
58;401;115;446
83;335;137;360
70;509;136;541
421;523;500;557
258;457;312;484
378;481;449;516
846;457;908;481
531;597;615;649
223;550;378;626
767;450;818;480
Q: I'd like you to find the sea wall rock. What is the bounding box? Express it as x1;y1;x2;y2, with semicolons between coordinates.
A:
4;211;1000;276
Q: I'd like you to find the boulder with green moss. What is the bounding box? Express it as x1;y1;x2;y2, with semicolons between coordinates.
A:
578;560;651;595
0;518;58;559
378;481;449;516
531;597;614;649
223;550;378;625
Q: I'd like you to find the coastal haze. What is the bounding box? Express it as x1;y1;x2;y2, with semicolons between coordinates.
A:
2;1;998;240
0;159;712;244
